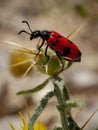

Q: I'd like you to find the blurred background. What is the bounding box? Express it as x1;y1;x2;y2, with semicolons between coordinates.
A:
0;0;98;129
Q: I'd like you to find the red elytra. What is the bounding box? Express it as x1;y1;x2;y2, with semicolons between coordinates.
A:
47;31;81;62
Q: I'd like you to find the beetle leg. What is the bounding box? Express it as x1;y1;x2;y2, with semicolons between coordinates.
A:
36;40;45;57
56;52;64;70
44;45;50;64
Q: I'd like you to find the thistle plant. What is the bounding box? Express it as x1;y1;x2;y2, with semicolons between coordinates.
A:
5;20;97;130
9;104;48;130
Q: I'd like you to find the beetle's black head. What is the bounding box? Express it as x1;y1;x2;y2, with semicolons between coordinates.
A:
27;30;51;41
18;21;50;41
30;31;41;40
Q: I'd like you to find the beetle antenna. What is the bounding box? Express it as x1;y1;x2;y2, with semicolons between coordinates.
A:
18;30;31;35
22;21;33;33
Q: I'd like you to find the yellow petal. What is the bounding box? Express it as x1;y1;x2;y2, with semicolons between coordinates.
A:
19;112;28;130
33;121;48;130
8;121;16;130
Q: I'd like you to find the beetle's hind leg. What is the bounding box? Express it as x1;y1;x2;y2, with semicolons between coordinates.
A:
56;52;65;71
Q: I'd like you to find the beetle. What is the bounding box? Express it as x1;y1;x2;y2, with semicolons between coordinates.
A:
18;21;81;69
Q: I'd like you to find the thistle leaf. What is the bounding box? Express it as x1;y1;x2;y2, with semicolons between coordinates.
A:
17;78;50;95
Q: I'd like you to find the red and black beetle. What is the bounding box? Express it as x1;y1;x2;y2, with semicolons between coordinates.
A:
18;21;81;69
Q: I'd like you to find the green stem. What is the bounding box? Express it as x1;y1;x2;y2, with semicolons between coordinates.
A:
53;76;80;130
53;78;68;130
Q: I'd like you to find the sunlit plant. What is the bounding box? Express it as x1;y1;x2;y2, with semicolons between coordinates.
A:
5;20;97;130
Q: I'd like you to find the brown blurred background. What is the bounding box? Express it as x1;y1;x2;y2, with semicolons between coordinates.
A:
0;0;98;129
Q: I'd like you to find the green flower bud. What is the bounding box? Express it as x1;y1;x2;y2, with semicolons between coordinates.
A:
47;55;62;76
37;53;62;76
36;52;72;76
36;54;47;73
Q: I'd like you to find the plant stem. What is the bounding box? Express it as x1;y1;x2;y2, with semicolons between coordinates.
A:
53;78;68;130
53;76;80;130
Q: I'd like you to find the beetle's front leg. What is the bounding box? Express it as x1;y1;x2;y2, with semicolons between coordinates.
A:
36;40;45;57
44;45;50;64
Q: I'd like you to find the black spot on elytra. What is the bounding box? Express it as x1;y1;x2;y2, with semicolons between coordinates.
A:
68;39;73;44
56;40;60;43
57;35;62;38
51;40;60;47
52;43;57;47
63;47;71;56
